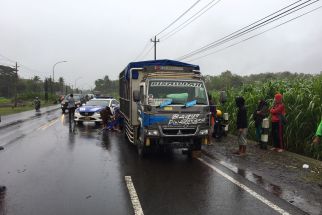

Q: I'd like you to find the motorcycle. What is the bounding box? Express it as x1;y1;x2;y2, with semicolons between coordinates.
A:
34;100;41;112
212;110;226;141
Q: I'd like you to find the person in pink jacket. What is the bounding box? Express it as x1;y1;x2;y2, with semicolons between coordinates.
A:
270;93;286;152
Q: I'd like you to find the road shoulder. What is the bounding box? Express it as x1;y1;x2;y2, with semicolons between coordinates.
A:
202;134;322;215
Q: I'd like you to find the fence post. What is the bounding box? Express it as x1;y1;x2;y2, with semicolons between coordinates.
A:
223;112;229;134
261;118;269;149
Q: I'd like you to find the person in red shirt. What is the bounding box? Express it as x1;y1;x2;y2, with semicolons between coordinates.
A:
270;93;286;152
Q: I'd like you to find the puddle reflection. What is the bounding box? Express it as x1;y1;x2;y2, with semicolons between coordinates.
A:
0;186;6;215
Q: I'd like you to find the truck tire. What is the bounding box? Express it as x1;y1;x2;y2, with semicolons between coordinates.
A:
137;127;147;158
194;138;202;150
137;142;146;158
187;138;202;158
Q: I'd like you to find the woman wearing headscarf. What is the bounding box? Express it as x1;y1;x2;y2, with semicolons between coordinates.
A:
270;93;286;152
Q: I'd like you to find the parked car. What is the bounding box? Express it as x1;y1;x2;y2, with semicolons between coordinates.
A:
61;94;86;113
74;97;119;125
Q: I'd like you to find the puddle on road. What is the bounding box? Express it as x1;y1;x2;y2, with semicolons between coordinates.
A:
211;158;321;215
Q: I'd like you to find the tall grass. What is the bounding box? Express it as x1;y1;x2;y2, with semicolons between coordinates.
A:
212;75;322;160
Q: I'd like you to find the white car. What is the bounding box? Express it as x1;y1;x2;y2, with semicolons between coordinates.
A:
74;98;119;125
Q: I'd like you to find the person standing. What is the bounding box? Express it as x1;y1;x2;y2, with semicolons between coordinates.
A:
270;93;286;152
312;119;322;144
254;99;268;145
33;97;41;111
208;94;216;144
234;96;248;155
67;94;76;124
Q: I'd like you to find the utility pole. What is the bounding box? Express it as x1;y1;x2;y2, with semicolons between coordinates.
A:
14;62;18;107
151;36;160;60
49;76;53;97
44;78;48;102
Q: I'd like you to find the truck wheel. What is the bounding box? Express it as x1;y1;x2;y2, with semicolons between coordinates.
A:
187;138;202;158
137;141;146;158
194;138;202;150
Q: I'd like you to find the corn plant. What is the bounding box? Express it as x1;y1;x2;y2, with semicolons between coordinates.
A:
211;75;322;160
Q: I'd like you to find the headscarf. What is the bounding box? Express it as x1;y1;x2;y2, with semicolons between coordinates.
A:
274;93;283;103
235;96;245;108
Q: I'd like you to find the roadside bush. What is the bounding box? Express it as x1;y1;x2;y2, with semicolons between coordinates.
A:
0;97;10;104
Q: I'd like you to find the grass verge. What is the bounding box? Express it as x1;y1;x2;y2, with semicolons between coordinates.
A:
0;101;56;116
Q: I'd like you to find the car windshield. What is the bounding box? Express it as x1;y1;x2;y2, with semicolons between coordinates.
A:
64;95;81;101
86;100;110;107
147;80;208;106
73;95;81;101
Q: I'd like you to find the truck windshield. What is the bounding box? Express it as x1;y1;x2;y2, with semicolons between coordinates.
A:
148;80;208;106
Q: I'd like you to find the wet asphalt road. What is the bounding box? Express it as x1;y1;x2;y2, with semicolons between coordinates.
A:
0;110;306;215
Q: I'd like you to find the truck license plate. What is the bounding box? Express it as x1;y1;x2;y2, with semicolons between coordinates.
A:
164;107;173;111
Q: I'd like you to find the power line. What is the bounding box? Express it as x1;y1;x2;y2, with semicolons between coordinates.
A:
184;0;319;59
141;45;154;60
0;53;16;64
177;0;315;60
0;52;46;78
177;0;317;60
156;0;202;37
160;0;222;41
133;40;151;61
187;5;322;62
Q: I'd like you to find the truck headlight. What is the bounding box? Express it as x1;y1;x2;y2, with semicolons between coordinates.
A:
147;130;159;136
199;129;208;135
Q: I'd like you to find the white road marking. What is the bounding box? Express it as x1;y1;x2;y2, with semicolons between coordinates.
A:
197;157;291;215
125;176;144;215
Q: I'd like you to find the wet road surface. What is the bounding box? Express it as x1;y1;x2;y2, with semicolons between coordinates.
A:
0;110;306;215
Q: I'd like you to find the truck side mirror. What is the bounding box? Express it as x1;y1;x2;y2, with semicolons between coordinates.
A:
133;90;140;102
219;91;227;104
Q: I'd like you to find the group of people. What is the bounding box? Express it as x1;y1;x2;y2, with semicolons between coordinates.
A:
234;93;290;155
209;93;322;156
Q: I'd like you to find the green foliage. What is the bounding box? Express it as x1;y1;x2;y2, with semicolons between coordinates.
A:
94;75;119;97
0;97;10;104
210;75;322;160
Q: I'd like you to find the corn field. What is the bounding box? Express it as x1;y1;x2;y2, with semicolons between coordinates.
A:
212;75;322;160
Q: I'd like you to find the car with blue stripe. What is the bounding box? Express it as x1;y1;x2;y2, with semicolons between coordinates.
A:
74;98;119;125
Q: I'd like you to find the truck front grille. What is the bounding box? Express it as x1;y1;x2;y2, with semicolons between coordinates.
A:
162;128;196;136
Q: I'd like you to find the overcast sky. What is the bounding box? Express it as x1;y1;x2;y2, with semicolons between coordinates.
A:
1;0;321;89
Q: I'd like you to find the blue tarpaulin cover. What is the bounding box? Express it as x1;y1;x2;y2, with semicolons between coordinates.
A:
124;59;200;80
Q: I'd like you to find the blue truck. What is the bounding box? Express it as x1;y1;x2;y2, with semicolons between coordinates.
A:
119;59;210;157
